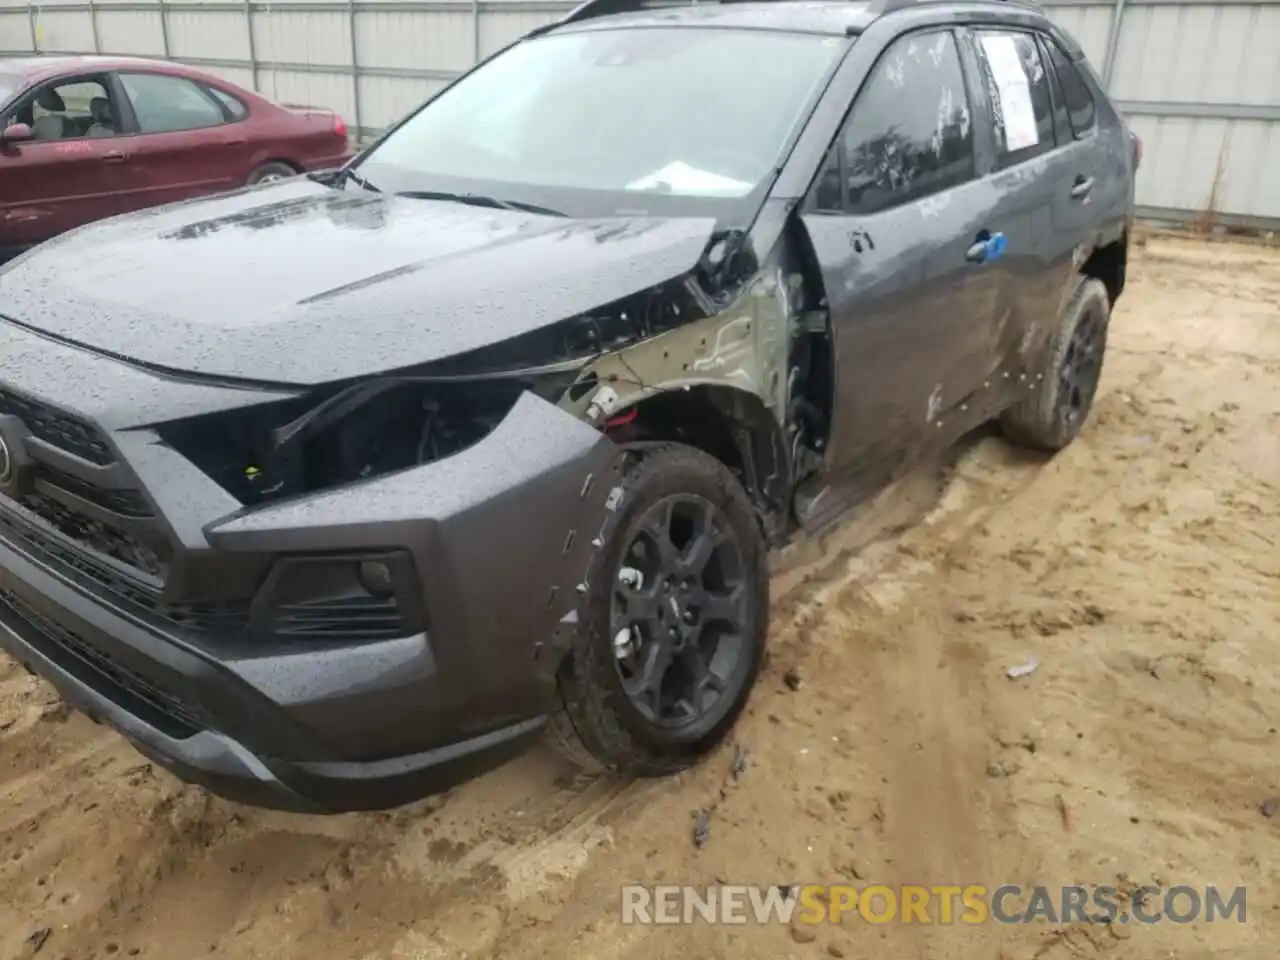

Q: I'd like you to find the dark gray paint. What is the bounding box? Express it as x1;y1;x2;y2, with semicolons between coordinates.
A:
0;178;717;385
783;3;1133;481
0;0;1134;812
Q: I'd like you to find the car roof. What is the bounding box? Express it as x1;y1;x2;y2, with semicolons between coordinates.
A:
0;54;207;86
552;0;1045;37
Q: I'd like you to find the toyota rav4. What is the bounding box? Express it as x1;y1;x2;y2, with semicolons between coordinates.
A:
0;0;1137;812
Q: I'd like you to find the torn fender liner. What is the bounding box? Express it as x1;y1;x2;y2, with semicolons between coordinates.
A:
207;392;622;709
0;178;718;385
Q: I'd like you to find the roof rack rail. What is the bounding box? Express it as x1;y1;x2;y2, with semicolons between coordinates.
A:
878;0;1040;11
557;0;1039;29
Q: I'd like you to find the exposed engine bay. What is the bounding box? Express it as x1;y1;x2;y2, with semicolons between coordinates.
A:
160;225;832;524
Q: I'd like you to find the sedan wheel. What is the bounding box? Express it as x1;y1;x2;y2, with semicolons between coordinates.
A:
247;162;298;186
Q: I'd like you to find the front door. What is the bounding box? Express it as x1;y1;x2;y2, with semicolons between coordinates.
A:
799;28;1003;482
0;74;132;249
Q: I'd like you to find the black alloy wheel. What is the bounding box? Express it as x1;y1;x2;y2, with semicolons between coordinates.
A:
610;493;750;733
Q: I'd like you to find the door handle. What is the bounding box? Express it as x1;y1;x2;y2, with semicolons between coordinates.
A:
1070;176;1095;199
103;149;128;162
967;231;1006;264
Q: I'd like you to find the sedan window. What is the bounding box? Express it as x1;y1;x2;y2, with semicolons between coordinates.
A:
119;72;227;133
205;85;248;120
3;77;118;140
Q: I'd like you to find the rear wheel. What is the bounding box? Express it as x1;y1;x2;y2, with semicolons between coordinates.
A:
247;162;297;186
1001;275;1111;452
549;443;768;776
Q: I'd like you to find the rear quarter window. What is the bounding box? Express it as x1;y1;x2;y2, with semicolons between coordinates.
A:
1042;37;1096;137
205;85;249;121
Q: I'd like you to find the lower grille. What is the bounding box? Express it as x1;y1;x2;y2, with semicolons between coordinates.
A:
0;588;204;738
0;503;406;642
0;502;244;630
36;465;153;519
17;492;167;579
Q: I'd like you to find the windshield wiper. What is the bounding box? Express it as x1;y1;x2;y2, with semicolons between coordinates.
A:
394;190;565;217
335;167;381;192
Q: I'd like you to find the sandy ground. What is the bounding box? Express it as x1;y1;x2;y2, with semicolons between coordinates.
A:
1;233;1277;960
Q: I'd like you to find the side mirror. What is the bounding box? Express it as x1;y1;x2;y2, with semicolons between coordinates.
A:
1;123;33;143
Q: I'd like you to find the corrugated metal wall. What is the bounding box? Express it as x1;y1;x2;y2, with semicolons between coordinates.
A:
1;0;1278;227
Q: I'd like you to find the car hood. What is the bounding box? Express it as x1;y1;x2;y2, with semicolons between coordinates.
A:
0;178;718;386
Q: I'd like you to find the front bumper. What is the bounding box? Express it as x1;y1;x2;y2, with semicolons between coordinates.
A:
0;349;620;811
0;588;547;813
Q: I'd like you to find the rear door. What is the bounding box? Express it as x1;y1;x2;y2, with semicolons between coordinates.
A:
0;74;133;247
111;70;252;209
799;28;1003;480
1038;33;1117;259
962;26;1074;372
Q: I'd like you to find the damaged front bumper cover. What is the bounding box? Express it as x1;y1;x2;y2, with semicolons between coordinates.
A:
0;392;622;812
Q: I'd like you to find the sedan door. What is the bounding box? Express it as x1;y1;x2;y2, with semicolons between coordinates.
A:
0;74;133;249
799;28;1003;484
110;71;252;209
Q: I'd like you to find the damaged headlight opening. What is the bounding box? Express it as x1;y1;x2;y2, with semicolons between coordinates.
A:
159;279;713;506
160;376;536;505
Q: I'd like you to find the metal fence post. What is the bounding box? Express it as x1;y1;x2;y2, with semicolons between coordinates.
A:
245;0;260;92
471;0;480;64
1100;0;1128;91
26;0;38;53
347;0;363;142
158;0;172;56
88;0;101;53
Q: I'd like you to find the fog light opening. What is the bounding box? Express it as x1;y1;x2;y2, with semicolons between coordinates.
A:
358;560;395;599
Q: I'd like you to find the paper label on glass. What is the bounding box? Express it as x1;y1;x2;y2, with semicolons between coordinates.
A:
980;34;1040;152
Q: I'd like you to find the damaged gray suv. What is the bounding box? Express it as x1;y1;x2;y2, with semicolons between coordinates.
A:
0;0;1136;812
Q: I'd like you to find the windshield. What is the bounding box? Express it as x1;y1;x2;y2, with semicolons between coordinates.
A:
353;27;847;219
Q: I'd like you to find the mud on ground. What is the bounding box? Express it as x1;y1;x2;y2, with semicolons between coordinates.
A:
1;233;1277;960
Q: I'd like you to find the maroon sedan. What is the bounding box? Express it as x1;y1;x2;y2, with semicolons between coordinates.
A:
0;55;355;257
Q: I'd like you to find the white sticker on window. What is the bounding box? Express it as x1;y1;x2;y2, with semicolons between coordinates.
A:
980;34;1039;152
625;161;751;197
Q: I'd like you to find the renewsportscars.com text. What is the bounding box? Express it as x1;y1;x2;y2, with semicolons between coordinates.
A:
621;884;1247;926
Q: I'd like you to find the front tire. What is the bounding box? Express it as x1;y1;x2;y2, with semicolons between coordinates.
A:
550;443;769;777
1001;275;1111;452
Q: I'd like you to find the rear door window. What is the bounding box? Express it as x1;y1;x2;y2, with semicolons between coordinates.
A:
812;29;976;215
974;30;1056;168
1042;36;1096;137
118;72;227;133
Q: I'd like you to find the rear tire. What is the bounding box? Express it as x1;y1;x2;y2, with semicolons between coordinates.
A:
552;443;768;777
247;162;297;186
1001;275;1111;452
